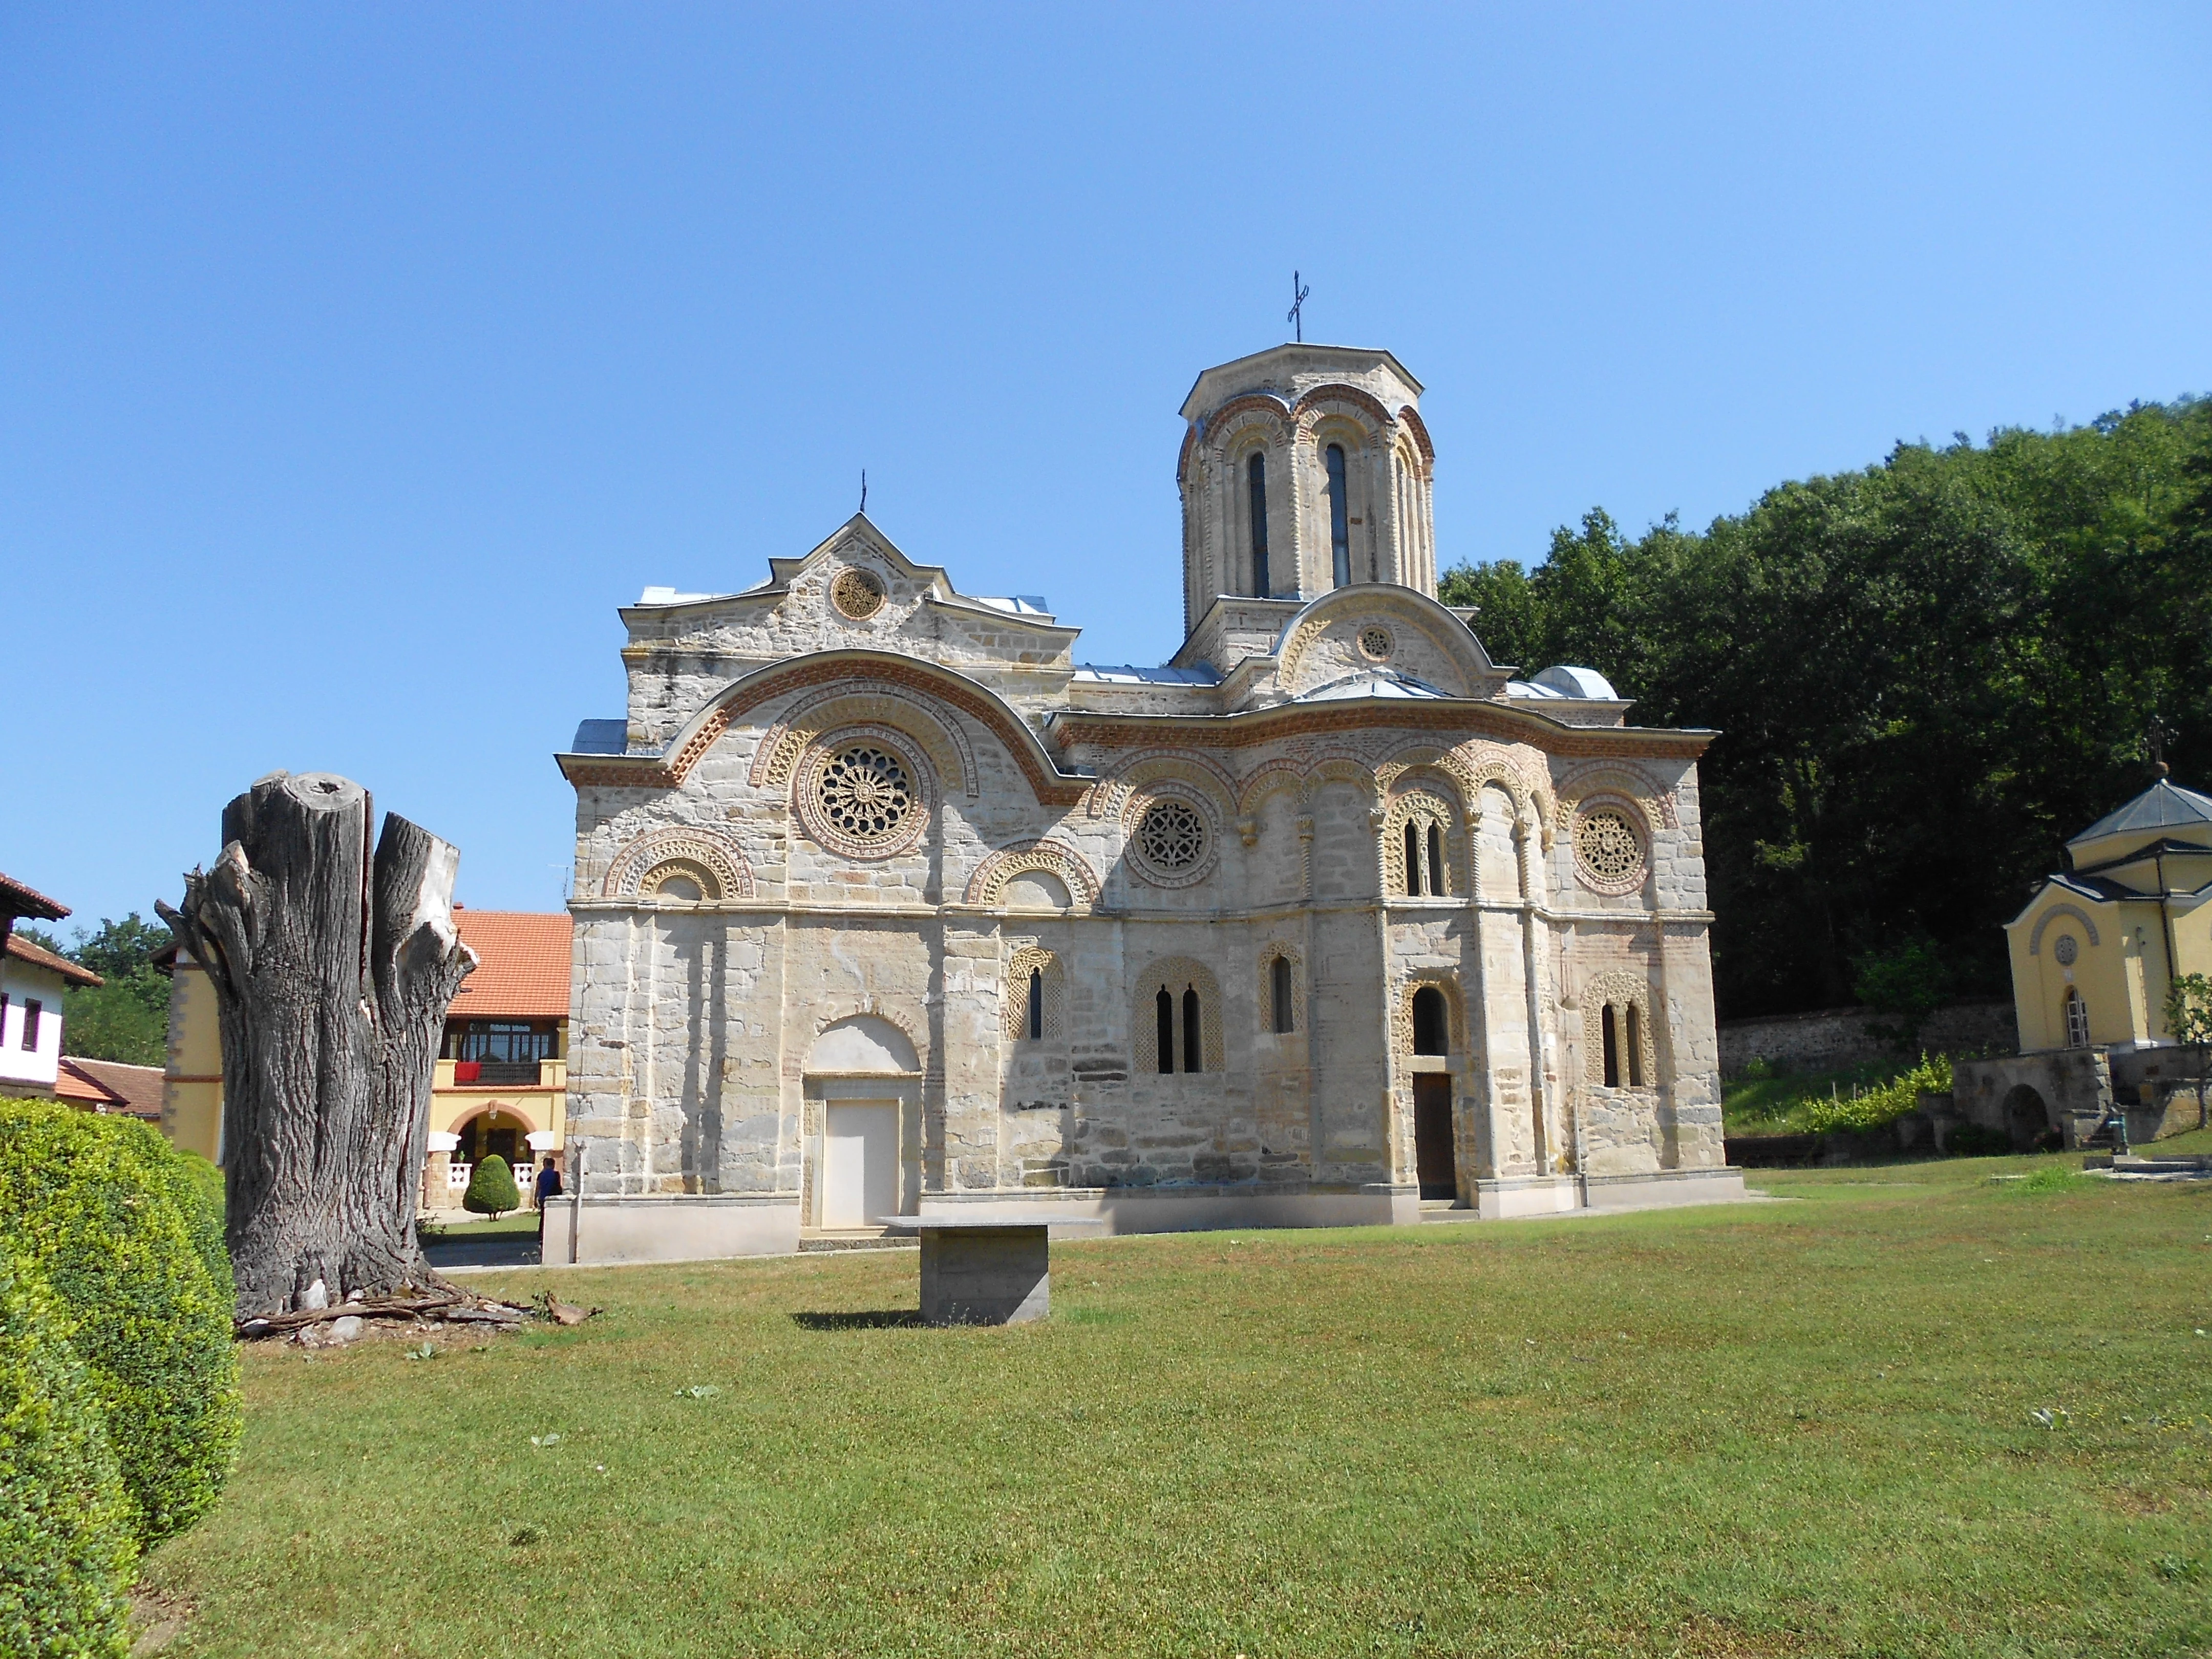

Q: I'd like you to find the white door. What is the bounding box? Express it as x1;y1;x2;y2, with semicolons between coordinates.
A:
822;1102;899;1228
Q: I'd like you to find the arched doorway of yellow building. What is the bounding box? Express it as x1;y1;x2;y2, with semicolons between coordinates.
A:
455;1106;536;1177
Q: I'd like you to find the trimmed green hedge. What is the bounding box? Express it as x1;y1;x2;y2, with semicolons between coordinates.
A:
463;1153;519;1218
0;1099;240;1547
0;1247;136;1659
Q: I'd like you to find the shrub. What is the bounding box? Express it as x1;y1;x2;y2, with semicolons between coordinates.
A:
463;1154;520;1219
0;1247;136;1659
0;1099;240;1547
1801;1054;1952;1135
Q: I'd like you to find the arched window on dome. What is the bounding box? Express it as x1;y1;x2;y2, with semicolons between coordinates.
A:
1325;443;1352;587
1246;452;1270;597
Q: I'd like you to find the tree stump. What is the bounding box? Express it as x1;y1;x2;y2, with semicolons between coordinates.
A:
159;772;476;1317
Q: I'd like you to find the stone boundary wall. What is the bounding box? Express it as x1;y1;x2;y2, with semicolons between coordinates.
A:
1718;1001;2015;1079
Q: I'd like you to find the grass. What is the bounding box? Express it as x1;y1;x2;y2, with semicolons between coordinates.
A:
416;1209;541;1240
143;1155;2212;1658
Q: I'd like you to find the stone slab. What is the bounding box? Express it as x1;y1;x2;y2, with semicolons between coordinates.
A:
916;1225;1052;1326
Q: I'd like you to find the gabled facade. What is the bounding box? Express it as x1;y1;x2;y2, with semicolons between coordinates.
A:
2004;779;2212;1054
552;344;1743;1265
0;871;97;1101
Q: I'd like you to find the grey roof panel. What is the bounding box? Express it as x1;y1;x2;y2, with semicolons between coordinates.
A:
2069;779;2212;846
570;719;630;755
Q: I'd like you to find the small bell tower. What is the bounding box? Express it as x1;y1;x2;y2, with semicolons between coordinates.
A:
1175;344;1436;655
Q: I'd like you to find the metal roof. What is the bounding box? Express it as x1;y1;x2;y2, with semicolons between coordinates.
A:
2068;779;2212;847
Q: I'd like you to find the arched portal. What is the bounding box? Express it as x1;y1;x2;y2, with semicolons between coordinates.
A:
2003;1084;2052;1151
804;1015;921;1231
1408;985;1455;1201
454;1105;537;1188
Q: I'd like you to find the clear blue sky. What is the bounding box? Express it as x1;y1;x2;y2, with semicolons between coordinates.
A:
6;5;2207;932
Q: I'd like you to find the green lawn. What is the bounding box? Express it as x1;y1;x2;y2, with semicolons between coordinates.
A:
417;1209;541;1240
145;1156;2212;1658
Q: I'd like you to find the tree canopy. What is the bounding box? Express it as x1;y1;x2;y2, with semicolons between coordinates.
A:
1442;399;2212;1019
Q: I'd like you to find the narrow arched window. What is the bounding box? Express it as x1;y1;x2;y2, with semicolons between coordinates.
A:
1183;987;1203;1073
1403;821;1421;896
1427;822;1444;896
1028;967;1044;1041
1271;955;1294;1034
2064;987;2089;1048
1156;987;1175;1073
1412;986;1449;1055
1325;443;1351;587
1625;1003;1643;1087
1247;453;1270;597
1602;1005;1621;1087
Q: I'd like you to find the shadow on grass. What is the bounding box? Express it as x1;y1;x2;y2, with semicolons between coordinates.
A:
790;1310;924;1331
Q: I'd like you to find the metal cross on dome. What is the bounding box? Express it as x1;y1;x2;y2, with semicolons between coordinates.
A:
1288;271;1310;343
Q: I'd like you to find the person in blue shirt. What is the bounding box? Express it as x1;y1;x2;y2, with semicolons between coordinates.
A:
534;1156;564;1247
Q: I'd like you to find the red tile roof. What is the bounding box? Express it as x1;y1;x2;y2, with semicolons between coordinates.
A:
5;933;102;988
0;873;69;923
448;910;572;1020
55;1057;165;1118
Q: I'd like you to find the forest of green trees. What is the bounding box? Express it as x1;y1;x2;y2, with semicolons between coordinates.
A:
1441;398;2212;1022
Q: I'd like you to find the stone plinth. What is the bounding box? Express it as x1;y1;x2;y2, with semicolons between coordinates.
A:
884;1217;1104;1325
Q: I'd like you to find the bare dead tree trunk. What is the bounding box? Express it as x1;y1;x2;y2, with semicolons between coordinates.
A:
158;772;476;1318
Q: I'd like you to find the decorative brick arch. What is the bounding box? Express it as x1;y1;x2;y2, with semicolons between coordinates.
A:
1293;381;1394;429
1447;743;1554;851
1384;785;1461;898
563;651;1086;807
963;839;1102;911
1397;405;1435;469
1003;944;1066;1041
1552;761;1677;831
2028;902;2102;956
1235;762;1306;820
1131;956;1225;1075
601;827;755;902
1085;751;1240;822
1580;967;1658;1089
750;680;979;798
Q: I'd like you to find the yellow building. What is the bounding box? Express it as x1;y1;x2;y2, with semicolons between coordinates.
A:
161;908;573;1211
2005;779;2212;1054
1951;779;2212;1147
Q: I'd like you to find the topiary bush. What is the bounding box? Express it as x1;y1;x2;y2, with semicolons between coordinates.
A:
0;1246;136;1659
462;1153;520;1219
0;1098;240;1547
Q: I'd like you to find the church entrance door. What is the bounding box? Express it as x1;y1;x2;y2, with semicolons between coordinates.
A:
822;1102;899;1229
1413;1074;1455;1200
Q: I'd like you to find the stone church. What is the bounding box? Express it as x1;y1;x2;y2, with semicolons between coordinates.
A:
551;344;1742;1264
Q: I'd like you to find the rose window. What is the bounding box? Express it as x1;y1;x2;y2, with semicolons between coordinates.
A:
1357;626;1394;663
2053;934;2079;966
830;567;886;621
1137;800;1206;871
1575;809;1643;885
816;746;913;844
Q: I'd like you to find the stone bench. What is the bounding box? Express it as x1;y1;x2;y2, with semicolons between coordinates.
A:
876;1216;1105;1325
